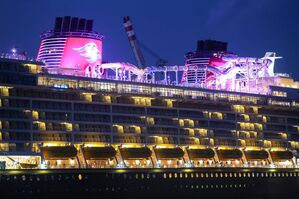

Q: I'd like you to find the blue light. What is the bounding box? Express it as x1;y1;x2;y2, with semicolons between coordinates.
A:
53;84;69;89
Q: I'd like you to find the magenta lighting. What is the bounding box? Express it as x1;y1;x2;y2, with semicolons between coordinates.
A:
37;16;104;77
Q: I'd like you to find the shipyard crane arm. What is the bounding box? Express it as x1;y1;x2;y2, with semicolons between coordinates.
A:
138;41;168;66
123;16;146;68
123;16;168;68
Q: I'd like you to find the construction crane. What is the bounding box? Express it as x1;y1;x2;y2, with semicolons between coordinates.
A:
123;16;167;68
123;16;146;68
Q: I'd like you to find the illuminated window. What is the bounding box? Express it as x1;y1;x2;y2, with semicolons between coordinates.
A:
63;123;73;132
113;125;124;133
32;111;39;120
152;87;183;98
117;84;151;95
210;112;223;120
241;114;250;122
34;121;46;131
262;116;267;123
233;105;245;113
81;93;94;102
281;133;287;140
103;95;111;103
269;99;290;107
272;91;287;97
147;117;155;125
0;86;11;96
132;97;152;106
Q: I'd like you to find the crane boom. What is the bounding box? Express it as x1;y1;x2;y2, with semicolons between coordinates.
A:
123;16;146;68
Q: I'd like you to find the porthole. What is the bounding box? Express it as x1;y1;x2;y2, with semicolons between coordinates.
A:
196;173;199;178
78;174;82;181
210;173;213;178
163;173;167;179
201;173;204;178
169;173;172;178
205;173;209;178
225;173;228;178
185;173;188;178
239;173;242;177
229;173;232;177
234;173;237;178
180;173;183;178
174;173;178;178
220;173;223;178
215;173;218;177
191;173;194;178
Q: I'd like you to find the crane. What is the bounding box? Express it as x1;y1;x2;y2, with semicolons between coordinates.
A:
123;16;146;68
123;16;167;68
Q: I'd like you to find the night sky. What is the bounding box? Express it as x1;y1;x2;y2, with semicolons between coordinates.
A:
1;0;299;79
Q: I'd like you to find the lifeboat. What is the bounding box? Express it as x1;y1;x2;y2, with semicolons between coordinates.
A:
270;151;293;161
42;146;77;159
217;149;243;160
245;150;269;160
154;147;184;159
120;147;152;159
83;146;116;160
187;148;215;159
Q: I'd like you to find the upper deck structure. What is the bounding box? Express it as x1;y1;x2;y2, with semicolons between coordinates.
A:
0;17;299;170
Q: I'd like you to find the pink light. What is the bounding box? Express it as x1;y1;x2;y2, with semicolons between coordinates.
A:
60;37;102;71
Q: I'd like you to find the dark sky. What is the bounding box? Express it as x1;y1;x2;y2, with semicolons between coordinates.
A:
1;0;299;79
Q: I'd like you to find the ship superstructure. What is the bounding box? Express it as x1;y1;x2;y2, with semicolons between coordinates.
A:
0;16;299;170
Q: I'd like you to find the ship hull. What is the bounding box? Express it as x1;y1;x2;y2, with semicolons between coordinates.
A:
1;168;299;198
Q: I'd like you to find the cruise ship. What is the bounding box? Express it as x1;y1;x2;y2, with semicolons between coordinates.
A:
1;16;299;198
